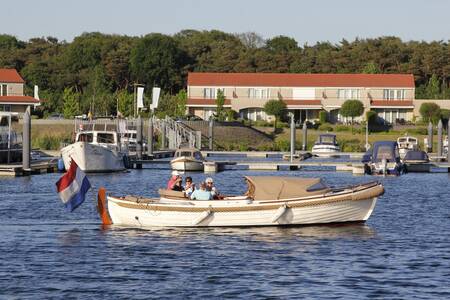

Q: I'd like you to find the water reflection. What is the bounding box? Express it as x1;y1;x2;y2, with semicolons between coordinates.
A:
102;223;376;241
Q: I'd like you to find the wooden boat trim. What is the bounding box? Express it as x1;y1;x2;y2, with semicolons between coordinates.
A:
110;183;383;213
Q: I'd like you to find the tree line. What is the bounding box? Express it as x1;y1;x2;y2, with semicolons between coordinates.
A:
0;31;449;118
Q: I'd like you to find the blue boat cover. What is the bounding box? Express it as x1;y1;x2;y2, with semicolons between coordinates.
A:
372;141;400;163
404;150;429;162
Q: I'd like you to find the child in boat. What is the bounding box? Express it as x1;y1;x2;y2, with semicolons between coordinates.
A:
184;176;195;197
190;182;212;200
167;171;183;191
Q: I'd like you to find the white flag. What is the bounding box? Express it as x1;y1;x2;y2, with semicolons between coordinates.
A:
137;87;144;108
151;87;161;110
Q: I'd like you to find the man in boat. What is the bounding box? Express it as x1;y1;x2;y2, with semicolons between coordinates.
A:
184;176;195;197
205;177;221;199
167;171;183;191
190;182;212;200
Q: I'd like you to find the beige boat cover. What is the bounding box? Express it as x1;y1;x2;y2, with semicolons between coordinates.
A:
245;176;330;200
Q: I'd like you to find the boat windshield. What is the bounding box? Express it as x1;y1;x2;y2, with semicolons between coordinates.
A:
376;145;394;160
97;133;115;144
398;138;407;143
77;133;93;142
319;135;336;144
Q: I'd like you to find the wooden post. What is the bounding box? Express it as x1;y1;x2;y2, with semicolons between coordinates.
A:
148;117;153;156
437;119;443;157
447;119;450;162
161;122;166;150
208;118;214;151
136;116;143;160
427;122;433;153
196;131;202;149
290;113;295;162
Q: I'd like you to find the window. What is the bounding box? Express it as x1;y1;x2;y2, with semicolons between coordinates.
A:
338;89;360;100
0;104;11;112
77;133;93;143
248;88;269;99
97;133;115;144
383;89;405;100
203;88;216;99
0;84;7;96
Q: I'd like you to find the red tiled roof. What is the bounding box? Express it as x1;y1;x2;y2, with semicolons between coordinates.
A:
188;72;415;88
187;98;231;106
0;69;25;83
0;96;40;104
371;100;414;107
284;100;322;106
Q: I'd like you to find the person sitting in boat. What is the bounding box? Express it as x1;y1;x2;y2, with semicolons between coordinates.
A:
205;177;221;199
190;182;212;200
167;171;183;191
184;176;195;197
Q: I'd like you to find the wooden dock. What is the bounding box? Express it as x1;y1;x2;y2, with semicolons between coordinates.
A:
0;158;59;176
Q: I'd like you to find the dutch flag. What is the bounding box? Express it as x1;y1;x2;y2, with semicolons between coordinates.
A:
56;159;91;212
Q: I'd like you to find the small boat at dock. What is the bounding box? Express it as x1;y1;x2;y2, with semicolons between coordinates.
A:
364;141;404;176
97;176;384;227
403;150;431;172
397;136;418;158
312;134;340;157
170;148;205;171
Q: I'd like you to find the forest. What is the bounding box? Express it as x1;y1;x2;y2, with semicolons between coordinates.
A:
0;30;449;118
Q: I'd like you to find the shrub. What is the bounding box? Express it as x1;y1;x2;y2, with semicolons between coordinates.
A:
319;111;328;123
339;138;364;152
318;123;333;132
419;102;441;124
366;110;378;125
335;125;351;132
274;139;290;151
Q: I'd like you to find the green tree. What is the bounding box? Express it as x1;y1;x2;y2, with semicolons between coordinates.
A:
263;99;287;131
116;89;134;117
425;74;441;99
341;99;364;132
215;89;226;121
174;90;187;117
419;102;441;124
62;87;80;118
362;61;380;74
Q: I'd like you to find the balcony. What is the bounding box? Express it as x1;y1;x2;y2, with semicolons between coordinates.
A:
370;100;414;108
186;98;231;107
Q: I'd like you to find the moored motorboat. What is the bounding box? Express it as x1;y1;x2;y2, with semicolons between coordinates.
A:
312;134;340;157
170;148;204;171
364;141;404;176
403;150;431;172
397;136;418;158
98;176;384;227
61;130;127;172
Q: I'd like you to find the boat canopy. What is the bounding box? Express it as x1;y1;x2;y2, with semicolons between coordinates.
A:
245;176;330;200
403;150;429;162
372;141;400;163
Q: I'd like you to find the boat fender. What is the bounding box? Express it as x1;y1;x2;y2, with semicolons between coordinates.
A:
272;204;289;223
97;187;113;226
192;210;213;226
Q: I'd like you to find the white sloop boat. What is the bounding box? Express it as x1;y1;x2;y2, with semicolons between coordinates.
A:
61;130;127;173
97;176;384;228
397;136;418;158
312;134;340;157
170;148;205;171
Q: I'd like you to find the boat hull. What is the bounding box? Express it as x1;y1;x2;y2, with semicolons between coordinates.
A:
170;157;204;171
312;145;340;157
61;142;125;172
106;184;382;227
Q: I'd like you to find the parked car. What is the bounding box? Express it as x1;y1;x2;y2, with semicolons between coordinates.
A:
75;114;88;120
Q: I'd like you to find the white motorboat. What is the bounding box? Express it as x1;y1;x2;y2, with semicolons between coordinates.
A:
61;130;127;172
397;136;418;158
312;134;340;157
170;148;204;171
97;176;384;228
364;141;404;176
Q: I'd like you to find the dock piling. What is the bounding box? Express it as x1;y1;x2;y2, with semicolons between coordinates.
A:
289;113;295;162
136;116;143;160
302;122;307;151
22;107;31;172
208;118;214;151
427;122;433;153
448;119;450;162
148;117;153;156
437;120;443;157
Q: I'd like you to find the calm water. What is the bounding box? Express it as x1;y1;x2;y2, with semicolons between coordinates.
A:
0;167;449;299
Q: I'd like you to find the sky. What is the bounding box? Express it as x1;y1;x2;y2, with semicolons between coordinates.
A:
1;0;449;45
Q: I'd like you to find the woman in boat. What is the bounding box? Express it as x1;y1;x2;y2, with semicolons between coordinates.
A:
190;182;212;200
184;176;195;197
